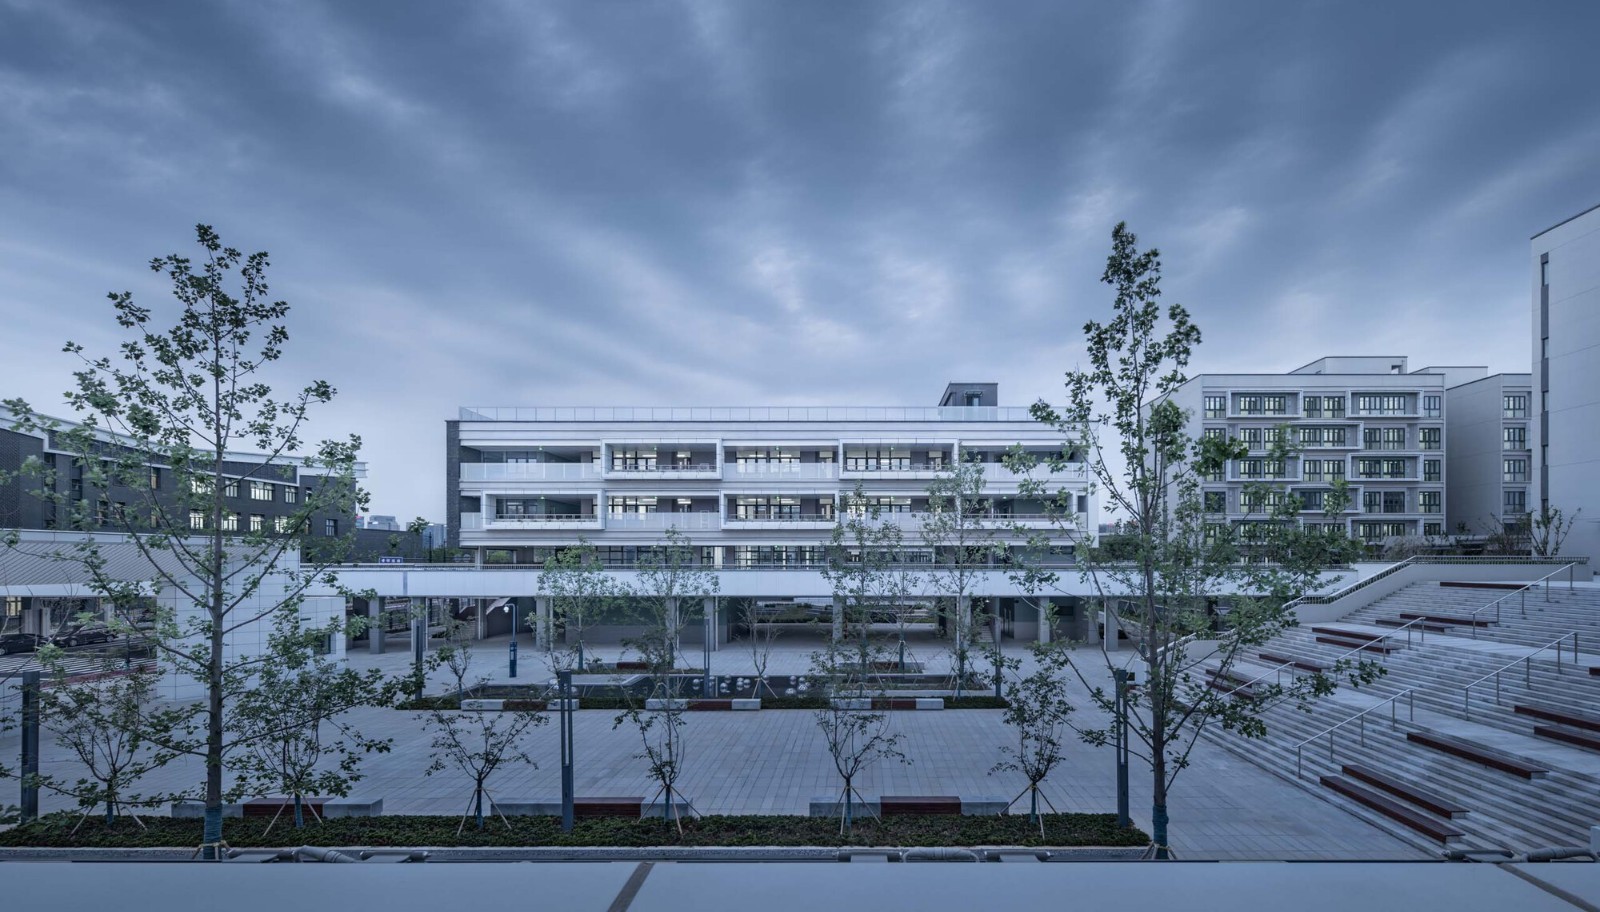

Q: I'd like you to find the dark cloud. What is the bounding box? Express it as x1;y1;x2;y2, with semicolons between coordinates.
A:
2;0;1596;520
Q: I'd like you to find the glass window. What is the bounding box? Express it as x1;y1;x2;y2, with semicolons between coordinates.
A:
1204;491;1226;513
324;518;338;537
1424;522;1442;536
1419;491;1441;514
274;516;291;533
222;512;239;532
250;481;273;501
224;479;240;498
1237;395;1262;415
1203;396;1226;419
1419;428;1441;450
1299;490;1325;511
1503;426;1527;450
1504;458;1528;482
1503;394;1528;418
1202;427;1225;441
1422;395;1441;418
284;485;298;504
1504;490;1527;514
189;510;205;530
249;514;265;532
1423;459;1441;482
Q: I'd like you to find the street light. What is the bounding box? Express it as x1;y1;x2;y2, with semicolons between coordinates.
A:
558;669;575;833
1114;668;1135;829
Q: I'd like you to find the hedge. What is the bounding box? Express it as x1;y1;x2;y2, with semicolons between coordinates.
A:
0;812;1146;849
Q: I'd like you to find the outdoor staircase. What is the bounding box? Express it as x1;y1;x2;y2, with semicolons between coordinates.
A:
1199;579;1600;855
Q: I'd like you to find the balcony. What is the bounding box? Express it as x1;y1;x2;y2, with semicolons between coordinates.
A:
839;461;951;480
461;462;601;482
603;463;721;480
723;462;840;481
723;512;839;530
978;463;1089;484
484;512;603;531
605;511;720;532
461;512;483;531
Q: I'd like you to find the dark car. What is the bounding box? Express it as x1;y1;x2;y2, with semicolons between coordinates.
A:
0;632;46;655
51;623;116;649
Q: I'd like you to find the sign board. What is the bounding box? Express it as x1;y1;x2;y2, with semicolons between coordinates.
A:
378;556;404;565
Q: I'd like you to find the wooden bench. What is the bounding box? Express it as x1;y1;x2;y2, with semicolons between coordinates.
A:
614;661;650;671
1533;724;1600;753
574;798;645;818
1319;776;1465;843
1399;611;1494;627
880;796;962;816
1315;635;1401;654
1207;679;1257;699
1259;652;1327;673
1375;618;1453;633
688;699;733;711
1440;581;1525;591
1342;764;1468;818
1406;731;1549;779
870;698;920;711
1514;703;1600;733
1311;626;1384;642
1590;667;1600;678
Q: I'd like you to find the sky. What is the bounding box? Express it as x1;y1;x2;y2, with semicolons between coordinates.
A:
2;1;1597;523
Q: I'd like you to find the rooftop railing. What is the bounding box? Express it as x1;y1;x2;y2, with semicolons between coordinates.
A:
460;406;1039;422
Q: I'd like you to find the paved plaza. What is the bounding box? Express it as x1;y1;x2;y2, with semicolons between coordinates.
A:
0;632;1428;861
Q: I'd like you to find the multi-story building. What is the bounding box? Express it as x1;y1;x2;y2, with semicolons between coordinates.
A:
1161;357;1449;547
1532;202;1600;564
441;382;1095;641
1441;371;1533;537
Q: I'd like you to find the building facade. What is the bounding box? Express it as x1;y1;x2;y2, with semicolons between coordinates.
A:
1163;357;1450;547
441;382;1096;642
1442;371;1533;537
1532;202;1600;564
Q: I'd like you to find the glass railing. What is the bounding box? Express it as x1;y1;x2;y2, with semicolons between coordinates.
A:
460;406;1038;422
724;463;840;480
461;463;600;481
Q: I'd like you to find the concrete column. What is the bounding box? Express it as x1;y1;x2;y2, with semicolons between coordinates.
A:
535;597;552;651
1102;602;1120;651
1037;601;1052;645
704;597;718;651
831;596;845;642
367;598;385;655
473;599;487;641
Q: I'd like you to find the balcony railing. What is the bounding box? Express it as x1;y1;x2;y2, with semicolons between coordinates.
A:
605;463;720;474
487;513;602;528
726;512;839;523
461;463;600;481
724;463;840;480
460;406;1037;422
461;512;483;531
605;512;720;531
841;461;951;474
1361;442;1409;451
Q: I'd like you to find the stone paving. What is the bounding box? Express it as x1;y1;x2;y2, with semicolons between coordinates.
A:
0;631;1428;861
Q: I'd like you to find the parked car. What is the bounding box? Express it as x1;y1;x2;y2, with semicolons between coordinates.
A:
51;623;116;649
0;632;46;655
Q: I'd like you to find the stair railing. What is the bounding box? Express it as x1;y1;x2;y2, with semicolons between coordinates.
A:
1293;688;1417;778
1461;631;1580;717
1468;562;1582;636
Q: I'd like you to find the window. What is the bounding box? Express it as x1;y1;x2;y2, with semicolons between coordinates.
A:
1424;459;1441;482
1203;491;1227;513
1300;426;1346;447
1299;490;1325;511
1541;259;1549;286
1303;459;1323;481
1505;490;1527;514
1364;427;1407;450
1422;395;1441;418
284;485;297;504
1204;396;1226;419
1237;395;1263;415
1424;522;1442;536
1262;395;1287;415
1419;491;1440;514
1202;427;1225;441
249;514;265;532
190;510;206;530
1504;394;1528;418
250;481;273;501
1241;490;1285;512
611;448;658;471
222;479;239;498
1239;427;1262;449
1504;458;1528;482
1504;426;1527;450
1263;459;1287;478
845;448;917;471
609;497;659;515
191;477;211;495
1237;459;1263;479
1263;426;1284;446
324;518;338;537
149;467;161;490
222;512;239;532
1355;394;1408;416
1356;521;1408;542
274;516;291;533
963;391;982;407
1419;428;1441;450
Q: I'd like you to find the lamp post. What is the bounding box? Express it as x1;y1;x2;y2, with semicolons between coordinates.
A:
1114;668;1133;829
558;669;575;833
509;600;519;679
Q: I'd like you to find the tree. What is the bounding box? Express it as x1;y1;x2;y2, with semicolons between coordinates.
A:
1026;223;1378;857
33;657;183;831
822;488;925;690
538;537;620;672
808;640;909;835
921;461;1005;698
612;529;718;834
229;609;394;830
991;638;1075;834
0;224;366;856
1530;504;1579;558
735;598;782;698
406;516;431;561
423;706;546;833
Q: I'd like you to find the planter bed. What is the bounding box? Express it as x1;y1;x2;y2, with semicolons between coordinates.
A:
0;812;1147;850
396;695;1007;712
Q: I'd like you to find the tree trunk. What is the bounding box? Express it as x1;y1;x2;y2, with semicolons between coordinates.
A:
474;785;485;830
106;799;115;826
294;793;304;829
843;774;853;835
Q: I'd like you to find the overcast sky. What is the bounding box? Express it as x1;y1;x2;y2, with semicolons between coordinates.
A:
3;1;1597;522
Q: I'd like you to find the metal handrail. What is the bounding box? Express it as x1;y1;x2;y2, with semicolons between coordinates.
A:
606;463;720;472
1294;688;1417;778
1286;558;1419;610
1468;562;1580;635
1462;631;1580;717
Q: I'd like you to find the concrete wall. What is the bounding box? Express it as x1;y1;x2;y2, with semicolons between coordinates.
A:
1533;205;1600;566
1445;374;1531;535
1291;560;1592;625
